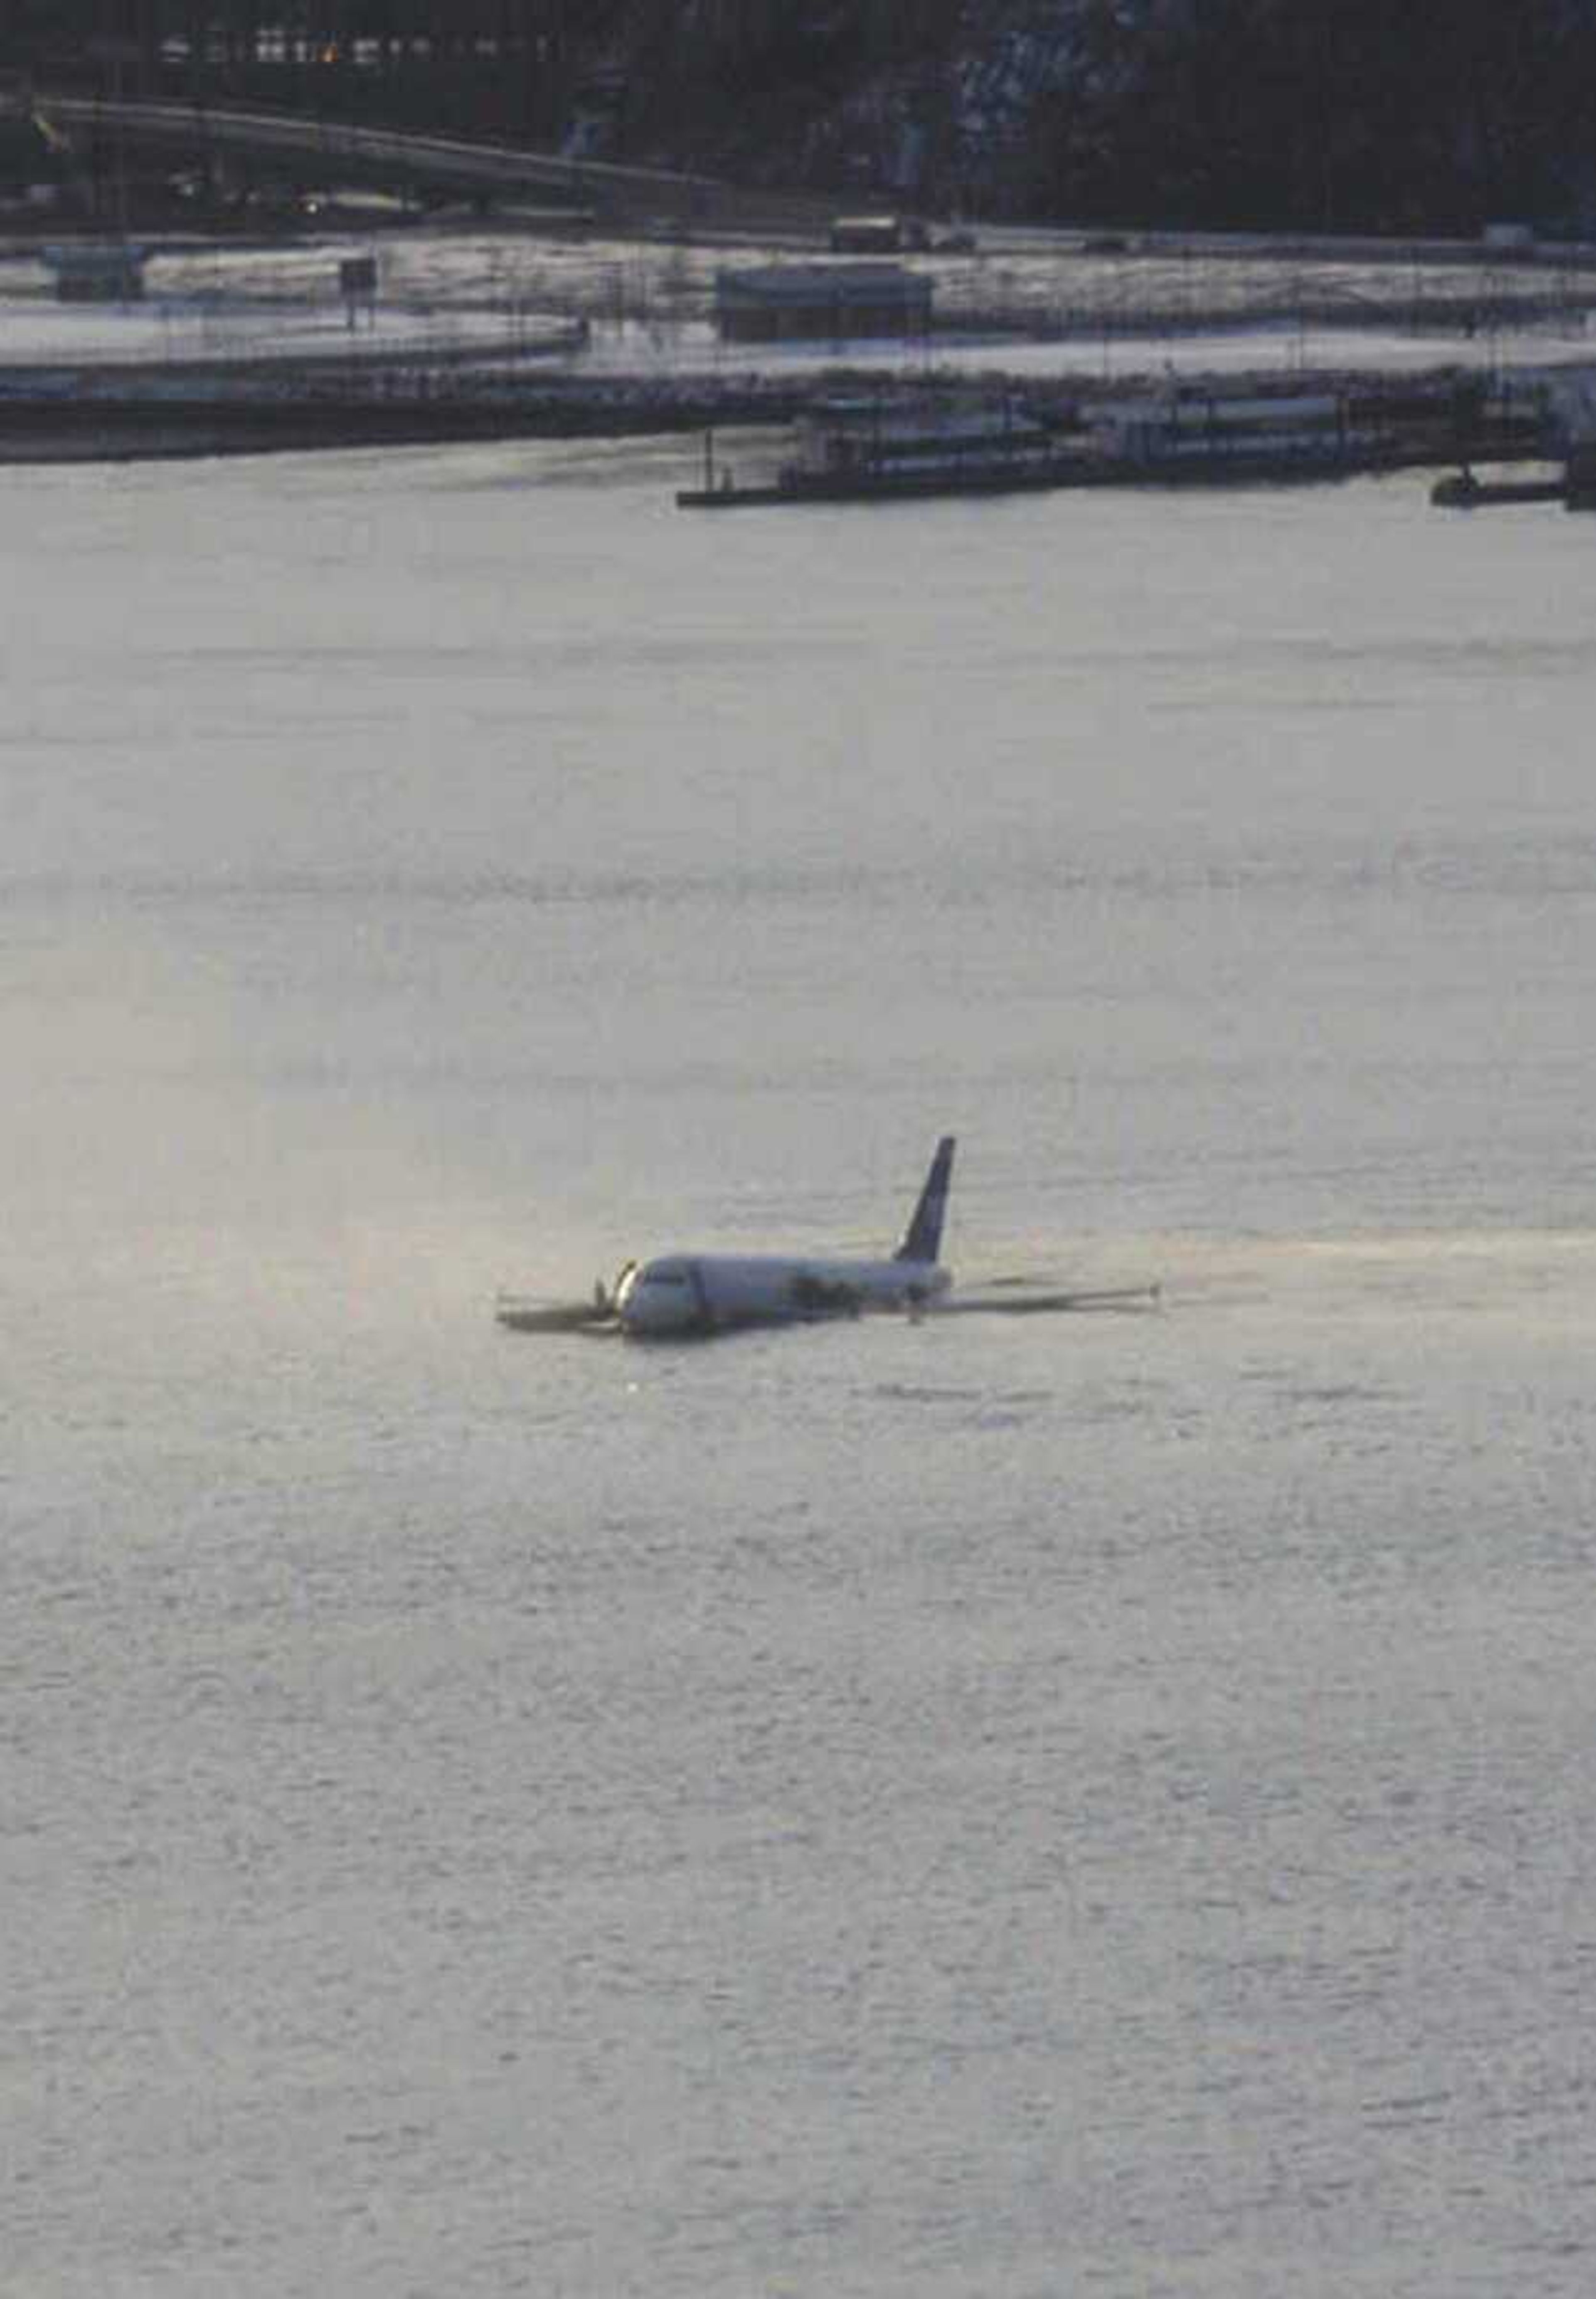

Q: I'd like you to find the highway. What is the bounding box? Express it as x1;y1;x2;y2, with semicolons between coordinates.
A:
34;92;833;233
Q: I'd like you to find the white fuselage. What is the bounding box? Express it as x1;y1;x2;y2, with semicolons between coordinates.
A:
614;1252;951;1336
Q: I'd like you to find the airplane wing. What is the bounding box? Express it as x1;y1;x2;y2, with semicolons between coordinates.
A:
934;1282;1161;1317
495;1291;619;1335
493;1275;1162;1335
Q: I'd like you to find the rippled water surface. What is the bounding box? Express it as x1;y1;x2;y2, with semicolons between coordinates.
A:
7;441;1596;2296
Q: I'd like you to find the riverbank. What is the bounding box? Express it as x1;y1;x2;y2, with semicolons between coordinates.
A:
0;353;1549;473
0;374;801;461
0;218;1589;467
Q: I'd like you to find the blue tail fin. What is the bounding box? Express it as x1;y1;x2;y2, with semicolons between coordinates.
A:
895;1136;955;1264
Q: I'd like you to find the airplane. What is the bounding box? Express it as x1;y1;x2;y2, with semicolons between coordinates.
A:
495;1136;1160;1339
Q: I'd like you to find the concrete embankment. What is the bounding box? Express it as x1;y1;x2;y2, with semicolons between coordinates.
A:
0;372;808;463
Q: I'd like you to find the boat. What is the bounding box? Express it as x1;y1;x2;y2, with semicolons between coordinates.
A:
1087;387;1404;482
1431;464;1566;509
675;377;1552;510
677;392;1095;508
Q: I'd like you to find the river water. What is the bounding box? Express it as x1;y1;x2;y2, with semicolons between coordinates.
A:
7;438;1596;2297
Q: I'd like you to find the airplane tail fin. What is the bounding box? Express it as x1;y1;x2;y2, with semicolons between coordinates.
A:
894;1136;955;1264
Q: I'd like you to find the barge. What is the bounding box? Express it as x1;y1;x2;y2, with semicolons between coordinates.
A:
677;379;1540;508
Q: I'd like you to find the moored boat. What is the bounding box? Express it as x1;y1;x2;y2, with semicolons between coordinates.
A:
677;391;1092;507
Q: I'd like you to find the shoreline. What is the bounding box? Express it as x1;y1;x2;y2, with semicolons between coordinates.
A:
0;217;1581;468
0;347;1537;471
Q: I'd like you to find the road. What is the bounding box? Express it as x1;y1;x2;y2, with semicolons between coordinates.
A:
34;92;834;234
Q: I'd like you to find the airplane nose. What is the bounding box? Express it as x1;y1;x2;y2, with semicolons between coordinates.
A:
613;1260;703;1335
613;1268;664;1334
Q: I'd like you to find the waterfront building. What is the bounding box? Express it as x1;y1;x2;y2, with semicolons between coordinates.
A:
714;262;932;344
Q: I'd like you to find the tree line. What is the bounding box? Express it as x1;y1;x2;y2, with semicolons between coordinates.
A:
1027;0;1596;232
7;1;1596;232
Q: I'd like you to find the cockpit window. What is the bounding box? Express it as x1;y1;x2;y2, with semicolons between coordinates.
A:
643;1266;691;1287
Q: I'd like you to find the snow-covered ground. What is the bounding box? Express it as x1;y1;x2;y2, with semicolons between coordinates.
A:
580;313;1596;387
0;225;1592;389
0;297;560;370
